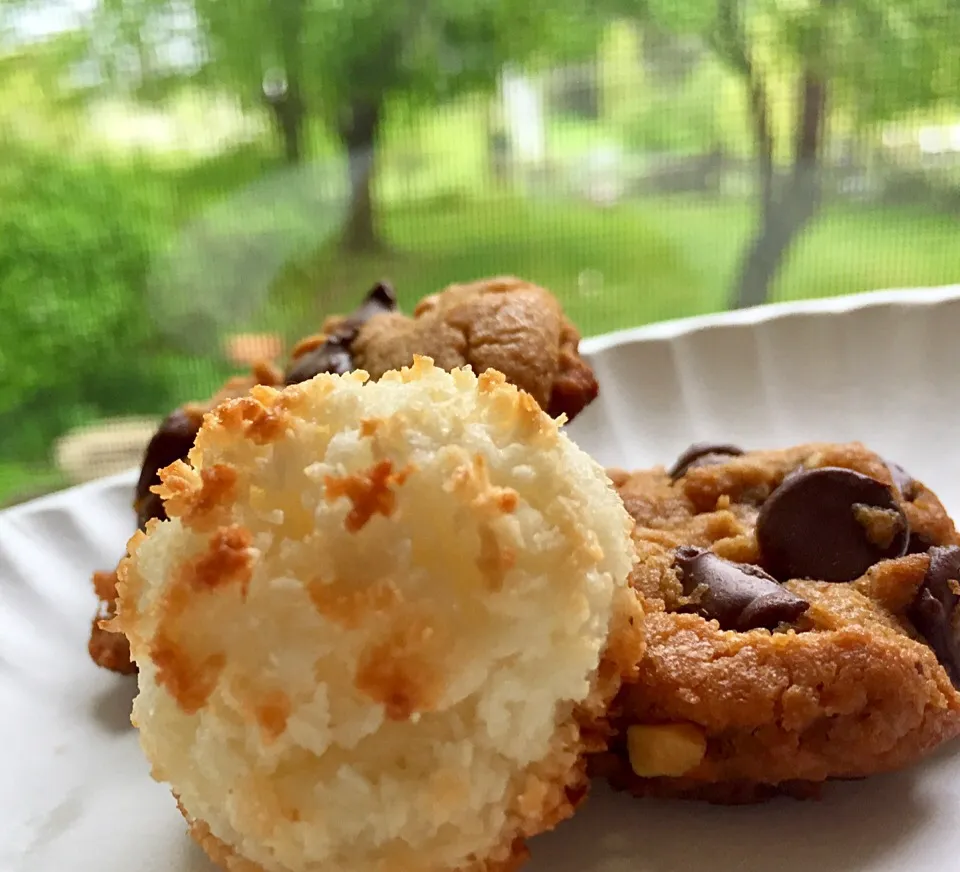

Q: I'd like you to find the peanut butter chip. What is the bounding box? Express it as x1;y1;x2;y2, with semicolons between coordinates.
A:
627;723;707;777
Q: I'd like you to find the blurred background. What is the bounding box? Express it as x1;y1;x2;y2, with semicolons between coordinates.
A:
2;0;959;507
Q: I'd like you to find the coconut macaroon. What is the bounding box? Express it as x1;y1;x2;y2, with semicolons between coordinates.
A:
113;356;642;872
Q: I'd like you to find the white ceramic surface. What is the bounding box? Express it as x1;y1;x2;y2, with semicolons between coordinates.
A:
4;285;960;872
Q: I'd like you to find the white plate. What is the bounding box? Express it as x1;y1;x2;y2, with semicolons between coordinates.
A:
4;284;960;872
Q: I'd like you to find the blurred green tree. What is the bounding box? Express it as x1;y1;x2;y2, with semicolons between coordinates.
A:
0;140;173;462
87;0;599;252
634;0;960;308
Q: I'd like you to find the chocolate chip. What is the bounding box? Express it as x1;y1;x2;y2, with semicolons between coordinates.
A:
284;281;397;386
756;467;909;583
332;280;397;343
886;462;936;553
346;281;396;328
135;492;165;530
907;535;936;555
134;408;202;528
886;461;919;501
284;335;354;385
908;546;960;688
669;443;744;481
673;546;810;631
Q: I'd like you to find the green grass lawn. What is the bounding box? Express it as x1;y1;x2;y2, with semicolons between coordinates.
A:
0;463;68;510
268;194;960;340
4;192;960;508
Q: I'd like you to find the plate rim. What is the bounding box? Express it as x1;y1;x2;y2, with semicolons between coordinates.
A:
579;283;960;355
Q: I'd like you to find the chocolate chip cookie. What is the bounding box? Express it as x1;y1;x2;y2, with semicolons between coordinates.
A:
288;275;598;420
88;276;600;674
591;442;960;803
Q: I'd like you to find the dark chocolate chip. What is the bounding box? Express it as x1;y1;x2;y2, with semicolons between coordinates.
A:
887;462;934;553
907;535;936;555
135;491;166;530
908;545;960;688
284;335;354;385
284;281;398;386
134;408;202;528
886;460;919;501
669;443;744;481
334;280;398;343
346;281;397;328
756;467;909;583
673;546;810;631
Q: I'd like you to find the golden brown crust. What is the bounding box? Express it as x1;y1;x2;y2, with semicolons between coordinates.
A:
180;795;536;872
179;803;268;872
90;362;284;676
599;442;960;803
155;462;238;531
88;568;136;674
323;459;413;533
353;616;447;721
159;483;643;872
307;576;402;630
253;689;292;745
176;525;254;595
145;525;253;715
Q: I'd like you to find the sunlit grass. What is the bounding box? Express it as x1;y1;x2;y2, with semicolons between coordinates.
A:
267;194;960;341
4;187;960;506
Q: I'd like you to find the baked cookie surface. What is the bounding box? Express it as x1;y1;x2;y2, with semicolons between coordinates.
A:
592;441;960;803
289;275;598;421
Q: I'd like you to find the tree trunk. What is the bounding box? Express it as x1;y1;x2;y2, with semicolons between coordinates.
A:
732;69;827;309
265;0;306;165
747;76;775;223
269;96;304;164
734;191;816;310
337;97;385;253
136;28;152;92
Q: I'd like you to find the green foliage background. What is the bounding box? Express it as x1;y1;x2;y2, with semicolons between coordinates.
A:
2;1;960;503
0;141;171;460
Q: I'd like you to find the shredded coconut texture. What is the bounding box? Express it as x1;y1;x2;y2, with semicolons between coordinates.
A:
116;357;639;872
